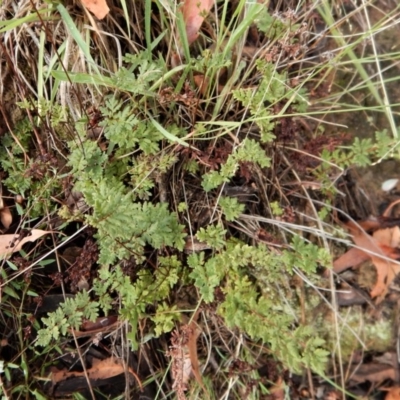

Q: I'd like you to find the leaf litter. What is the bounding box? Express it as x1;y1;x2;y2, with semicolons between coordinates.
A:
80;0;109;19
332;199;400;301
0;182;12;230
0;229;51;258
51;357;142;391
180;0;215;46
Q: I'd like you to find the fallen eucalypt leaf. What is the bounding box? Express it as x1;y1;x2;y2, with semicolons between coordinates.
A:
329;199;400;302
0;230;51;258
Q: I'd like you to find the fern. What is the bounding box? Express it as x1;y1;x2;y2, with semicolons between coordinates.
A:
36;290;98;346
110;52;164;95
30;48;332;376
186;238;330;373
202;139;270;192
219;196;245;221
79;178;184;264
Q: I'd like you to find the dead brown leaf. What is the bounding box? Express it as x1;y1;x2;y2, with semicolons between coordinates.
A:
70;315;120;337
187;312;205;395
184;236;211;253
0;206;12;229
332;247;370;274
193;74;225;96
332;217;400;300
179;0;215;46
351;225;400;299
374;226;400;249
51;357;142;389
350;362;396;383
170;328;191;399
385;386;400;400
80;0;109;19
369;256;400;299
268;377;285;400
0;183;11;230
0;230;51;258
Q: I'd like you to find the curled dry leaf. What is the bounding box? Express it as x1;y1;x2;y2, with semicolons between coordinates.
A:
332;247;369;274
0;182;11;229
0;207;12;229
269;377;285;400
187;313;206;395
0;229;51;258
169;311;208;399
80;0;109;19
81;315;118;331
193;75;225;96
180;0;215;46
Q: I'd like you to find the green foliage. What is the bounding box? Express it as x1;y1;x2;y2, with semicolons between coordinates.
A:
283;236;331;274
316;128;397;176
187;238;330;373
129;152;178;200
255;8;301;38
188;251;223;302
270;201;284;216
95;255;182;348
3;44;343;380
193;49;232;75
374;128;397;158
219;196;245;221
0;121;62;216
67;128;185;265
202;139;270;191
37;254;183;349
99;97;162;154
233;59;308;144
36;291;98;346
349;137;372;167
68;140;108;180
111;51;164;95
4;2;400;396
151;302;181;336
196;224;227;250
80;177;185;265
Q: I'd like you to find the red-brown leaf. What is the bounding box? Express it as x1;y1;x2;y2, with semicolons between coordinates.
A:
332;219;400;300
80;0;109;19
180;0;215;45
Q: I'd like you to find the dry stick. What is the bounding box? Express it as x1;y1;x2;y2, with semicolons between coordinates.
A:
45;203;69;311
24;108;47;157
70;332;96;400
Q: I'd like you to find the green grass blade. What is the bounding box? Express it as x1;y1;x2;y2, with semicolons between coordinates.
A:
56;4;100;75
0;10;51;32
51;71;113;87
145;0;152;52
149;116;189;147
